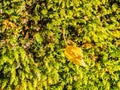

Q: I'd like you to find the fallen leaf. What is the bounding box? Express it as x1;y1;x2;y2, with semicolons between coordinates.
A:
65;45;87;67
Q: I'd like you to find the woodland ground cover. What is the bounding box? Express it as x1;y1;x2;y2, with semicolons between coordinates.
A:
0;0;120;90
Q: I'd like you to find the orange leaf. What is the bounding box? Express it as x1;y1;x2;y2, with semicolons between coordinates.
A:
65;45;87;67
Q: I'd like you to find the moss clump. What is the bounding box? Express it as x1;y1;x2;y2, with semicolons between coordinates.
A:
0;0;120;89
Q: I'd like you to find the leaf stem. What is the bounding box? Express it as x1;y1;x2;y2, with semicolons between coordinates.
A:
62;29;67;46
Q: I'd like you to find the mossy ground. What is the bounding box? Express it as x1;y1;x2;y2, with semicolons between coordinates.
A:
0;0;120;90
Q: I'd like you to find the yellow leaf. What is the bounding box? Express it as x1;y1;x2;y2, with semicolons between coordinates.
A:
65;45;87;67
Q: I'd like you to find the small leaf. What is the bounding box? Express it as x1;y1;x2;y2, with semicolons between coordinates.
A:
41;9;48;15
1;48;6;55
28;81;33;90
1;79;8;89
10;70;16;85
65;45;87;67
20;48;25;61
14;49;19;62
21;80;27;90
112;3;118;11
21;72;25;81
33;79;38;88
34;33;43;43
117;81;120;89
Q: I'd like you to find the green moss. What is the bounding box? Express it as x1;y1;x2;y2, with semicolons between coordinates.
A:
0;0;120;89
